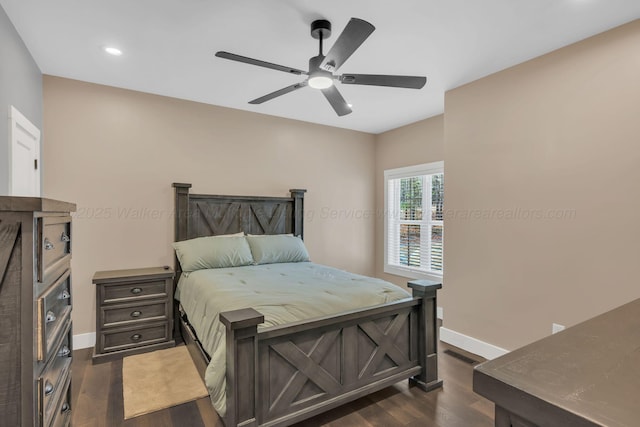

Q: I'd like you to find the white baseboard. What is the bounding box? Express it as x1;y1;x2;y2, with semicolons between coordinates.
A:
436;306;443;320
439;327;508;360
73;332;96;350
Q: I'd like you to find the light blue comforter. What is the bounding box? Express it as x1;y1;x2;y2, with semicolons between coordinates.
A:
176;262;411;417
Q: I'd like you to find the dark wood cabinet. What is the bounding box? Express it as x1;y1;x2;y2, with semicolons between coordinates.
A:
92;267;175;363
0;196;76;427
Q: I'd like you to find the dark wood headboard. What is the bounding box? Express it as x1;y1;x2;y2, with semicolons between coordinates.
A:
172;183;306;278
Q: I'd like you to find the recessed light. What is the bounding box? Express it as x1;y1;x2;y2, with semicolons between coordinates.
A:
104;47;122;56
347;104;353;108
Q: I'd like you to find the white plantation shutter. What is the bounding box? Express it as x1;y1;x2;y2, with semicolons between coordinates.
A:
387;178;400;266
429;173;444;272
384;162;444;279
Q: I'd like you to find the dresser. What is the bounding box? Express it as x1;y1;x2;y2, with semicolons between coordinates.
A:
474;298;640;427
92;267;175;363
0;197;76;427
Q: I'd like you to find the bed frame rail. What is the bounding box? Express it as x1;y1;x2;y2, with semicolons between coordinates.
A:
220;280;442;427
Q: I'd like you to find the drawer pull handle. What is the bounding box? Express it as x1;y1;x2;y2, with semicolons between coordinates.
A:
61;402;71;414
58;289;71;300
44;238;54;250
46;310;57;323
131;311;142;318
131;287;142;295
131;334;142;341
61;232;70;242
44;381;54;396
58;345;71;357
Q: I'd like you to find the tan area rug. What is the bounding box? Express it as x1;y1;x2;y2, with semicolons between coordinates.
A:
122;346;209;419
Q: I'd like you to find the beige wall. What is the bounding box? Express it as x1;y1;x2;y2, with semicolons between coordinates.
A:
444;20;640;350
43;76;376;335
374;115;445;285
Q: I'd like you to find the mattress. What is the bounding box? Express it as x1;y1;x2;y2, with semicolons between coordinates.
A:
175;262;411;417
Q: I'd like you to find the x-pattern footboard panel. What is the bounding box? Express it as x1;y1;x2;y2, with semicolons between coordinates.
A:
260;309;418;423
268;330;342;414
357;310;412;379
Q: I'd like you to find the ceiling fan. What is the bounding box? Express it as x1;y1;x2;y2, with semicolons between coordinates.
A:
215;18;427;117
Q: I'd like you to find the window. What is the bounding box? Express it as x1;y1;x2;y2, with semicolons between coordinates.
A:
384;161;444;280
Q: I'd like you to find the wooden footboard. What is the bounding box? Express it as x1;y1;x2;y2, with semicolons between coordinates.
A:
220;280;442;427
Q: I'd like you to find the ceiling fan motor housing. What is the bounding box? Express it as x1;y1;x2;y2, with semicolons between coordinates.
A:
309;55;329;74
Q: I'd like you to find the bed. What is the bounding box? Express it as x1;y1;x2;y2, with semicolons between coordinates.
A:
172;183;442;427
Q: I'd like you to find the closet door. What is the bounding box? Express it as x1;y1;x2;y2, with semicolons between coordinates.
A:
9;105;41;197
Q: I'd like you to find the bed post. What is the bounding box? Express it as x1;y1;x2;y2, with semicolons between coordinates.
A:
173;183;192;241
289;189;306;238
408;279;443;392
172;182;191;344
172;182;192;281
220;308;265;427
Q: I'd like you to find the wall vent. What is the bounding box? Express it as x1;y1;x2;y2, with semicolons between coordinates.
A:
444;349;478;365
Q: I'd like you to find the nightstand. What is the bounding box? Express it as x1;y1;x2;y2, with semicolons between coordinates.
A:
92;267;175;363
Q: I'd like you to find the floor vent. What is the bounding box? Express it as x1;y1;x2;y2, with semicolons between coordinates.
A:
444;349;478;365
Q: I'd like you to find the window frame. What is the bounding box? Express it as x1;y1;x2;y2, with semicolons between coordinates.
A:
384;161;444;281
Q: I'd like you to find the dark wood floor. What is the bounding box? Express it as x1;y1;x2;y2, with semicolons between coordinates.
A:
71;343;495;427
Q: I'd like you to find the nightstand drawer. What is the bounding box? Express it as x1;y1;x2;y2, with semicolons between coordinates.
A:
100;279;169;305
36;215;72;286
37;270;72;362
102;300;169;328
101;322;170;353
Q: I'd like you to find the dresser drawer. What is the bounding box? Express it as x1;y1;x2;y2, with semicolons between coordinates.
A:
38;322;72;375
102;300;169;328
36;215;72;286
100;279;169;305
50;377;72;427
101;322;170;353
37;270;72;362
38;337;72;427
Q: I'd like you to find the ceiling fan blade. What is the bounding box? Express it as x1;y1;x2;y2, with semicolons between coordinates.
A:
249;82;307;104
216;51;307;75
320;18;375;72
321;85;352;116
340;74;427;89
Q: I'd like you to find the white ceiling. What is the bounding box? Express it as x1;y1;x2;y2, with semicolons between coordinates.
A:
2;1;639;134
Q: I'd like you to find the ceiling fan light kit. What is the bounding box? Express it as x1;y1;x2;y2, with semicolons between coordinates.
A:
215;17;427;116
308;75;334;89
307;53;334;89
